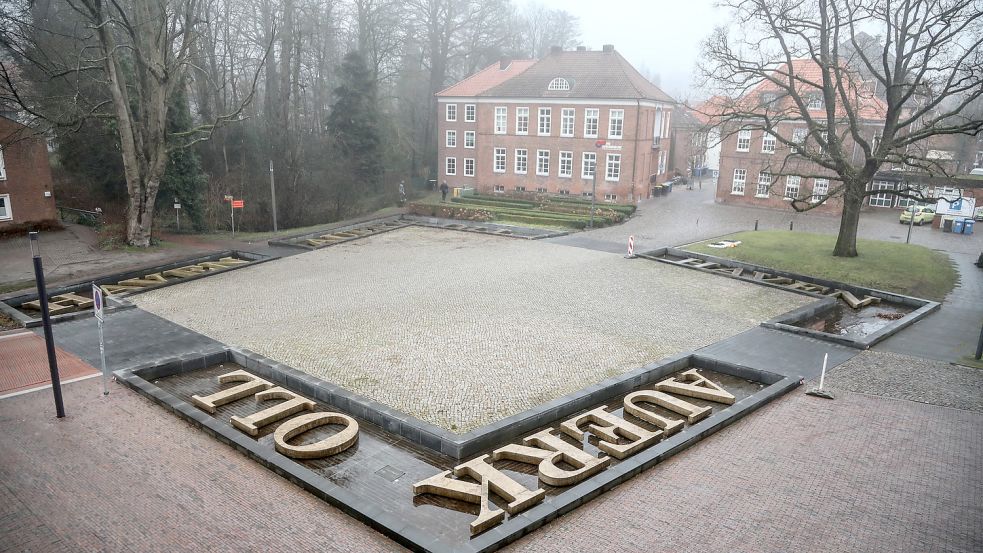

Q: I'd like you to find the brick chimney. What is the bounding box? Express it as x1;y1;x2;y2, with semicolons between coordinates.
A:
576;46;587;51
602;44;615;53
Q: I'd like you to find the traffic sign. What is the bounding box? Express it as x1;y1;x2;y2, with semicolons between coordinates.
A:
602;144;622;151
92;283;104;322
232;200;244;208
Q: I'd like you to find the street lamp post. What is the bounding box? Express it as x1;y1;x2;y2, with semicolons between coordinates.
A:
29;232;65;418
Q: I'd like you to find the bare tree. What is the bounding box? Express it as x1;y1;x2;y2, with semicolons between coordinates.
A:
700;0;983;257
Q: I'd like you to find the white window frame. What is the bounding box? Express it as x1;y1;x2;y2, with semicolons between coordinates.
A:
515;149;528;174
811;178;829;203
605;153;621;182
548;77;571;91
657;151;666;175
654;108;664;140
604;194;617;201
608;109;624;139
869;180;894;207
582;152;596;178
538;108;551;136
464;131;475;149
558;151;573;177
974;151;983;168
736;128;751;152
0;147;5;180
731;169;746;195
536;149;550;175
756;172;772;197
761;132;776;153
791;128;807;153
895;185;924;208
584;108;599;138
516;107;529;135
494;107;507;134
493;148;506;173
445;104;457;121
784;175;801;199
560;108;575;137
446;130;457;148
464;158;475;177
808;95;824;110
464;104;476;122
0;193;11;221
445;157;456;176
663;110;671;138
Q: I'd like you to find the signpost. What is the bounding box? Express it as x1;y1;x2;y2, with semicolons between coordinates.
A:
92;283;109;396
174;200;181;230
269;160;278;232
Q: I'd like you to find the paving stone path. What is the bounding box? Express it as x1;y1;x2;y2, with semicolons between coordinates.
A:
1;375;979;552
131;226;808;432
828;350;983;412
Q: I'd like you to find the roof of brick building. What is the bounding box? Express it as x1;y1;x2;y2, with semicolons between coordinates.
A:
439;48;675;103
436;60;537;97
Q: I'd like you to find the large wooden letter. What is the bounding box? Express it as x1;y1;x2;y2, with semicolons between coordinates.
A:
630;389;711;424
273;412;358;459
492;428;611;486
191;370;272;413
559;406;662;459
231;387;316;436
655;369;735;405
623;391;685;436
413;455;545;536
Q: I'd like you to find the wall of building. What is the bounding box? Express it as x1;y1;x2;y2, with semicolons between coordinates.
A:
437;100;671;204
0;117;57;229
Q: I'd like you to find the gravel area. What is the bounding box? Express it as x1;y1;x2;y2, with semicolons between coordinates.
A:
828;350;983;412
132;226;809;432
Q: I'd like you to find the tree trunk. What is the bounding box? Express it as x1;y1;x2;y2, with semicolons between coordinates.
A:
833;187;863;257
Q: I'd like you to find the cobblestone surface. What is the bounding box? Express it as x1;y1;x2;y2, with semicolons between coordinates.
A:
828;350;983;412
132;226;808;432
1;372;979;552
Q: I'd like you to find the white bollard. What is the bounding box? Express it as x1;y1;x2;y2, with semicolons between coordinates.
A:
626;235;636;259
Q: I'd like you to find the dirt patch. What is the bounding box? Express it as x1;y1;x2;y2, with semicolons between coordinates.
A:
0;311;21;331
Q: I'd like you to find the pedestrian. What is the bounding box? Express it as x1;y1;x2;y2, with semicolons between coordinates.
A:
398;180;406;205
440;180;449;202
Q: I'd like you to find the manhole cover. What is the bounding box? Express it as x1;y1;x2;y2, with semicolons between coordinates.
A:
375;465;405;482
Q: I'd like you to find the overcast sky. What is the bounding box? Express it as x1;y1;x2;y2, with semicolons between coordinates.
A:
516;0;730;100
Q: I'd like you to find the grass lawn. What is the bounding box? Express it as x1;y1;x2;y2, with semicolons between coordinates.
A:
684;230;958;301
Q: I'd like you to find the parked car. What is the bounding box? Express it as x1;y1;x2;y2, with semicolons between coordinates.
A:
899;205;936;225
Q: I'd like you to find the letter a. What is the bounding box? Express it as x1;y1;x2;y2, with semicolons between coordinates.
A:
655;369;735;405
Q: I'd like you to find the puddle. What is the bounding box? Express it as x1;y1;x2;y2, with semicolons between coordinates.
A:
796;302;913;337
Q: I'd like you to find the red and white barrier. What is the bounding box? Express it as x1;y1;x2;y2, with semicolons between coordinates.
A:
626;235;635;258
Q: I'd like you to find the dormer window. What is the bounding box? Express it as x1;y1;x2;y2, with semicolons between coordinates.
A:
548;77;571;91
807;95;824;110
761;93;777;106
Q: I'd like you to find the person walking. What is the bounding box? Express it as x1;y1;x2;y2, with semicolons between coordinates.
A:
440;180;450;202
398;180;406;205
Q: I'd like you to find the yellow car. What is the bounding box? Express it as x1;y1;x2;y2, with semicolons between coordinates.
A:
899;205;936;225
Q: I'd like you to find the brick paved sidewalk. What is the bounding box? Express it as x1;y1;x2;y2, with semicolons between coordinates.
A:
1;376;979;552
0;330;98;395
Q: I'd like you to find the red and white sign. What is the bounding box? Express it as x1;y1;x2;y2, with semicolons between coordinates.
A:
232;200;245;208
627;235;635;258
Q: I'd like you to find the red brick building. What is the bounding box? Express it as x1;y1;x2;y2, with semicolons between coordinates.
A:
0;115;57;230
436;45;676;204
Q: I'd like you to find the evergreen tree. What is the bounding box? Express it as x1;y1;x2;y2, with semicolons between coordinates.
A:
158;86;207;231
327;51;384;207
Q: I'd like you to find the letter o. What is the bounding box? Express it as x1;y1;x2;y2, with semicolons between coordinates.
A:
273;412;359;459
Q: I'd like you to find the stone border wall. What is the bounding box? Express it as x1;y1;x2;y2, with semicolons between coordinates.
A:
114;347;798;553
0;250;270;328
639;247;940;349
